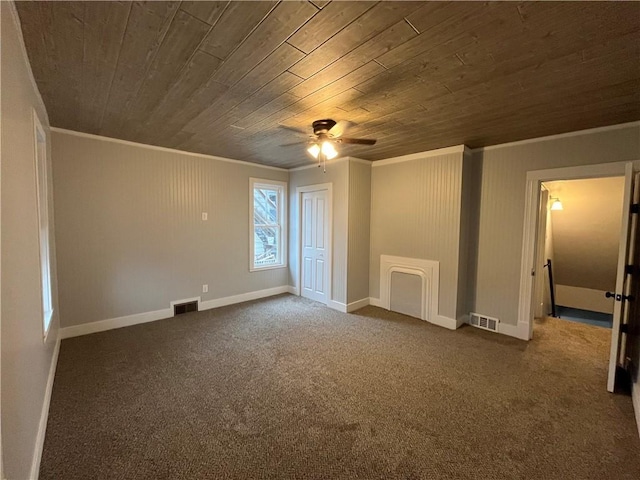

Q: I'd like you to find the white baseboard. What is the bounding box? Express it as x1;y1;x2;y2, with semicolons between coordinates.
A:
462;315;530;341
498;321;530;340
432;315;459;330
327;299;347;312
373;298;529;339
346;297;370;312
368;297;458;330
61;286;292;339
457;314;469;328
287;285;299;295
30;336;61;480
327;297;370;313
60;307;173;339
369;297;383;308
633;380;640;439
199;285;290;310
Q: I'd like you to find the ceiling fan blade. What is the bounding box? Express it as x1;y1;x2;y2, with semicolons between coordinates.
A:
278;124;310;136
339;137;377;145
328;120;352;138
279;141;310;147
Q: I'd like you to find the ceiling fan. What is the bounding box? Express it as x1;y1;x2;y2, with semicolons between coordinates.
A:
281;119;377;171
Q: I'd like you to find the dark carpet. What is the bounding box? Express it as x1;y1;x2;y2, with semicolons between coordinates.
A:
41;294;640;479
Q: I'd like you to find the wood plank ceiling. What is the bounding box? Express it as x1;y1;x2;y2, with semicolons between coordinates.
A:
15;1;640;168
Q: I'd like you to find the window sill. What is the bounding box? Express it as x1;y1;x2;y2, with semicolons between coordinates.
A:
43;309;54;343
250;264;287;272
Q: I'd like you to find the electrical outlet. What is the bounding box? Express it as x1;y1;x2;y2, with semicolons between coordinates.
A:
202;284;208;293
202;212;208;221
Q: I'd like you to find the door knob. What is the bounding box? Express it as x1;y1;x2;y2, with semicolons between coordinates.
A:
605;291;635;302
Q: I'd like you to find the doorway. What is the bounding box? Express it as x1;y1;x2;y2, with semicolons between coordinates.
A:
297;184;332;305
538;177;625;329
518;161;637;392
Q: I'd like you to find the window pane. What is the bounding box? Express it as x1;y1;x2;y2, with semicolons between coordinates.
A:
254;226;279;266
34;115;53;336
254;187;278;225
251;179;285;271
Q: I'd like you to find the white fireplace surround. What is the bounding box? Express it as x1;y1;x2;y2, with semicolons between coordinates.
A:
379;255;440;323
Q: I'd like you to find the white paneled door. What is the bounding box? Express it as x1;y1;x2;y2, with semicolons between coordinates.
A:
301;189;329;304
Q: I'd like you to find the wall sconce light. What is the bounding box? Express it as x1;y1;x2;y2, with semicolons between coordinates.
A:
550;197;563;211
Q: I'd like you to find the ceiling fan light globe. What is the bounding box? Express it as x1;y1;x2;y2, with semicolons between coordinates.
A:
307;143;320;159
321;141;338;160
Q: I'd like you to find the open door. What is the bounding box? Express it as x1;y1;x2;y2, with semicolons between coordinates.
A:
607;164;638;392
623;173;640;398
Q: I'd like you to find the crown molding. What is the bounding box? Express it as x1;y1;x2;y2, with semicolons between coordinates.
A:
472;121;640;153
371;145;468;168
50;128;288;172
288;156;372;172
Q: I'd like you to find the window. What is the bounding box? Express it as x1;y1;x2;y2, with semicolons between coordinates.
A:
250;178;287;271
34;111;53;338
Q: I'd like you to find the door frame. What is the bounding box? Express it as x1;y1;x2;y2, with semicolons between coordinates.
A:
295;183;333;305
518;161;633;341
534;186;550;319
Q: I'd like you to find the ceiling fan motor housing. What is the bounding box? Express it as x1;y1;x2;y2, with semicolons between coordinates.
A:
312;119;337;136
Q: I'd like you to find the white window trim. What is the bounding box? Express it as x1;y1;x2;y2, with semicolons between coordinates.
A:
250;178;287;272
33;110;54;341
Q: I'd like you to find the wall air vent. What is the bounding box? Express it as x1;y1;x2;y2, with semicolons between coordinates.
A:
173;300;198;316
469;312;499;332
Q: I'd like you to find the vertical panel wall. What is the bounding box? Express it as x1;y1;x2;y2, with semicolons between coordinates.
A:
52;131;289;328
472;123;640;325
456;150;474;320
347;160;371;304
289;159;349;305
369;149;466;321
1;3;60;478
464;151;483;322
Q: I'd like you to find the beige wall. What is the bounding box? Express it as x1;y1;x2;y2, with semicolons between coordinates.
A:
545;177;624;292
288;159;349;304
1;3;60;478
347;160;371;304
52;131;289;328
369;149;466;321
472;124;640;325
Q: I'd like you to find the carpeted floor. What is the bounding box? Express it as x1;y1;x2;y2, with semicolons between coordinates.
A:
41;294;640;479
